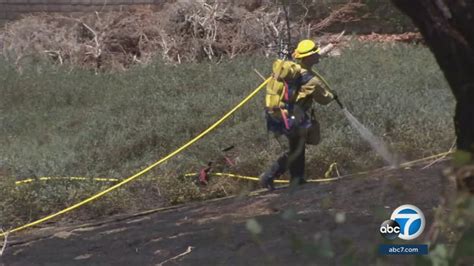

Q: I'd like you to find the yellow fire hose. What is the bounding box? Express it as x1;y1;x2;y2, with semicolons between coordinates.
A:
13;151;453;188
14;177;120;186
0;78;271;237
13;162;341;187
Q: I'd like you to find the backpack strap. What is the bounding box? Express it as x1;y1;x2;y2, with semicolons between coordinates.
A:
283;80;289;101
284;71;314;103
300;70;314;85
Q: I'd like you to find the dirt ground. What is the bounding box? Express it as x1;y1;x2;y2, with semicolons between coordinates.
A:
1;162;449;265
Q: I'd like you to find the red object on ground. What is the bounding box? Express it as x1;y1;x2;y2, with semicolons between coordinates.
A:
198;166;212;185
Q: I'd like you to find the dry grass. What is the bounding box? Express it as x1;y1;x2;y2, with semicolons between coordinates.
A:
1;1;366;71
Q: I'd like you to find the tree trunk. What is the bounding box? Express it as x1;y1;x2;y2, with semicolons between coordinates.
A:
391;0;474;191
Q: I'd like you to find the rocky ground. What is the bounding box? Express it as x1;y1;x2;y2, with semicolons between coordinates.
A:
0;161;450;266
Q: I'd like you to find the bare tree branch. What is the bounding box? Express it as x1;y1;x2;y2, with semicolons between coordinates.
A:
320;30;345;56
0;228;9;257
312;1;365;33
157;246;194;266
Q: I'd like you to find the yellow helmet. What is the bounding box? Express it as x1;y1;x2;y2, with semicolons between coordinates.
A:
292;39;320;59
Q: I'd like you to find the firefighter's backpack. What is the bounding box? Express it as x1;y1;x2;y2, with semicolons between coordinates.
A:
265;59;313;133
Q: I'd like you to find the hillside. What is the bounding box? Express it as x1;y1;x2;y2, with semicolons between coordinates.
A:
0;3;464;264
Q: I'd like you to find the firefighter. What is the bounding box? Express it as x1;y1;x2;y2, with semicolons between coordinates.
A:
260;39;336;190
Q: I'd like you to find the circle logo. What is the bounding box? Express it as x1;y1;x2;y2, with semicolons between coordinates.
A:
379;219;401;240
390;204;425;240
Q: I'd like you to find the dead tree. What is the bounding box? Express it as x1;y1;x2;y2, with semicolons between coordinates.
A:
391;0;474;192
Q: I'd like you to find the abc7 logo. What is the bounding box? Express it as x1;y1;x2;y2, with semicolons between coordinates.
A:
380;220;401;240
379;204;425;240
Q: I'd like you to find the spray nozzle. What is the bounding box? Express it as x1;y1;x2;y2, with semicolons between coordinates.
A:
333;94;344;109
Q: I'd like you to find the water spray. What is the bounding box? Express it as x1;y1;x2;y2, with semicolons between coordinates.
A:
313;69;398;167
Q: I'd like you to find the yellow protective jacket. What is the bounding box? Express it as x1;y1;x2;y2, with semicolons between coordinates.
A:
294;65;334;112
294;64;334;144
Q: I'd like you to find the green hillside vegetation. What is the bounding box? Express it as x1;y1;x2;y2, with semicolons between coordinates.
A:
0;42;455;228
